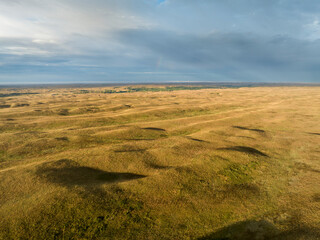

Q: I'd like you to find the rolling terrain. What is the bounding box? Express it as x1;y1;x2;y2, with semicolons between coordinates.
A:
0;86;319;239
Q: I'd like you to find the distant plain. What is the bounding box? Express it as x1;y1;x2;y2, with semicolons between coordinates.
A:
0;85;319;239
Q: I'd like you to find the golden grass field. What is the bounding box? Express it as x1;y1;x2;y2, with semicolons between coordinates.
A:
0;86;319;239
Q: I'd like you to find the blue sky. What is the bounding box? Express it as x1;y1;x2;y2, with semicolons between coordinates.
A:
0;0;320;84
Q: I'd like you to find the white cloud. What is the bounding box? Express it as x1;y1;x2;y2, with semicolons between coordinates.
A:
0;0;152;56
304;18;320;40
1;46;49;55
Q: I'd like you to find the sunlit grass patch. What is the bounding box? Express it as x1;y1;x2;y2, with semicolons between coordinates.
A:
0;86;319;239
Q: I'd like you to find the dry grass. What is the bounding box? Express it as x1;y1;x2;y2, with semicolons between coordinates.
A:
0;86;319;239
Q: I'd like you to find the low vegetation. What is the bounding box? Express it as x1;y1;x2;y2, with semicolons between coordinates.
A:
0;86;319;239
74;85;221;94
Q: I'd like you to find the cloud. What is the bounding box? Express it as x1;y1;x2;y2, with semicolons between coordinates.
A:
0;0;320;83
115;29;320;81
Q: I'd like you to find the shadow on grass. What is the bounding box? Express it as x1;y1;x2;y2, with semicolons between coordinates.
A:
0;105;10;108
114;149;147;153
237;136;256;140
142;127;166;132
0;92;38;98
147;162;173;170
185;136;210;143
36;159;146;187
122;138;156;141
214;183;260;201
218;146;269;157
233;126;265;133
55;137;69;141
307;132;320;136
313;193;320;202
4;160;152;240
198;220;320;240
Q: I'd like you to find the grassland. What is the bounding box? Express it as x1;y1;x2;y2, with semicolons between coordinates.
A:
0;85;319;239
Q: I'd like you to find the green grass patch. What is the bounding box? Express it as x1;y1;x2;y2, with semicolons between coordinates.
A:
0;189;154;240
219;161;259;184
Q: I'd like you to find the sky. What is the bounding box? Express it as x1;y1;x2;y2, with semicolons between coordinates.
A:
0;0;320;84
